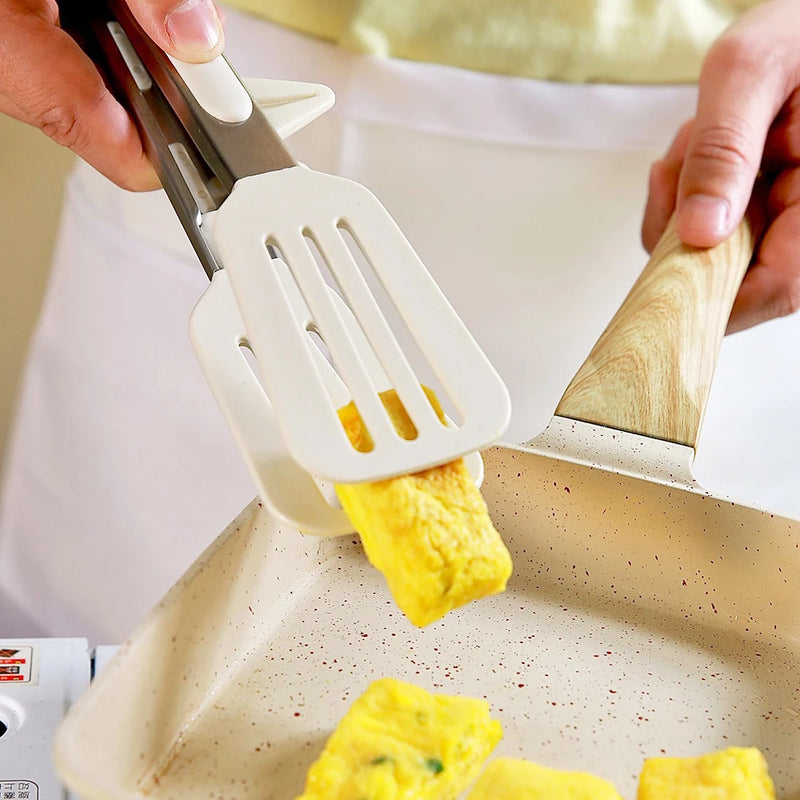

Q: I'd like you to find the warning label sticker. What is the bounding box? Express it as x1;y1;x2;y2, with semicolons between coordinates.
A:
0;646;34;683
0;782;38;800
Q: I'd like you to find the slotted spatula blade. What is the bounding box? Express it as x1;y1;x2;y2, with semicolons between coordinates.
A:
209;167;511;484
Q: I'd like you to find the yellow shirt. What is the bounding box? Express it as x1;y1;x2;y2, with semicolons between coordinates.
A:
226;0;760;84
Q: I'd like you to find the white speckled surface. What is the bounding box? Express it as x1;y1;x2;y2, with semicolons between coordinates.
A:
54;441;800;800
521;416;700;492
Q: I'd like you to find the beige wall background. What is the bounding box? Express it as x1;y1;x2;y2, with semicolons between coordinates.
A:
0;117;75;465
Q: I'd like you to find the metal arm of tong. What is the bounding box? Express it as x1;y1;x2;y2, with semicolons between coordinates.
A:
58;0;296;278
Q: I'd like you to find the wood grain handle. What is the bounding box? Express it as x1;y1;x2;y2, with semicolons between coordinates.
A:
555;214;755;448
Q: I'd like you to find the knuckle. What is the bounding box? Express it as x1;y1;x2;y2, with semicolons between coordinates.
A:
32;103;83;148
1;2;55;27
29;86;108;152
706;32;770;79
689;121;754;171
775;277;800;319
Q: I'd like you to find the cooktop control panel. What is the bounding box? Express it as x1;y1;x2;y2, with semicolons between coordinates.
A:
0;639;92;800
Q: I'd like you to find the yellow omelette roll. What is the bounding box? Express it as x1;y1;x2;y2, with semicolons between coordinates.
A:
467;758;624;800
637;747;775;800
294;677;503;800
334;388;512;627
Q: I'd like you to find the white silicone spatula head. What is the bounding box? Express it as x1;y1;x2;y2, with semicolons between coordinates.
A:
205;165;511;485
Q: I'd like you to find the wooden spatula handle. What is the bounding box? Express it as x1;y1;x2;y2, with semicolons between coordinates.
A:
555;214;756;448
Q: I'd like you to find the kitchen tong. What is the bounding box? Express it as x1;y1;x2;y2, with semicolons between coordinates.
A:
61;0;510;534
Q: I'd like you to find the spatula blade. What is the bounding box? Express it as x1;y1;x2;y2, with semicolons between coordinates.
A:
210;166;511;484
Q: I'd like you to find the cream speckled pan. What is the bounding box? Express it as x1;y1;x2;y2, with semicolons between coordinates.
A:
54;219;800;799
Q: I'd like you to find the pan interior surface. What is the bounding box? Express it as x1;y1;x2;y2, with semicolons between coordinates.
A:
55;448;800;800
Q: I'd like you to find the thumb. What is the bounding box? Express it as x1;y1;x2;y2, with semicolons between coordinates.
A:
676;31;789;247
125;0;224;63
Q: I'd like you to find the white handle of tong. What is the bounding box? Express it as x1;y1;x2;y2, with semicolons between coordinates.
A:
167;56;254;123
169;54;336;138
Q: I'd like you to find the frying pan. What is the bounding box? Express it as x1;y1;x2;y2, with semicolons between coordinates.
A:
53;220;800;799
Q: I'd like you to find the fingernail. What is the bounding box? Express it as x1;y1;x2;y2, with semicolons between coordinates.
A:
166;0;222;56
682;193;730;239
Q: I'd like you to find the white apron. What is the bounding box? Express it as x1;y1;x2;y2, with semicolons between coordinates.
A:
1;8;798;643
